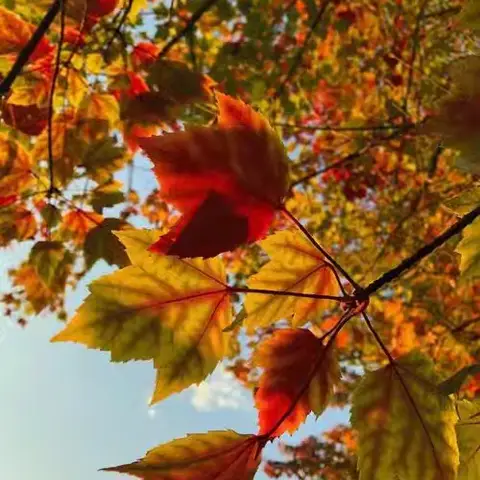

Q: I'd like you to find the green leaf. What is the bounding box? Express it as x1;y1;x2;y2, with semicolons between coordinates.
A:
456;218;480;281
29;241;73;292
439;364;480;395
456;400;480;479
91;180;125;214
445;187;480;215
351;351;459;480
83;218;130;269
40;204;61;228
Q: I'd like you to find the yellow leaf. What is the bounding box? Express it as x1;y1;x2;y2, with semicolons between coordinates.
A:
245;229;338;331
456;399;480;479
0;135;34;194
102;430;262;480
351;351;459;480
62;69;88;107
52;228;232;403
77;93;120;126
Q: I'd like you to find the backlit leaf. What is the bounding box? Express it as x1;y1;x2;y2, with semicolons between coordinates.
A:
138;93;289;257
245;229;338;331
102;430;262;479
60;209;103;245
29;241;73;291
456;400;480;479
254;328;340;437
456;218;480;281
52;228;232;403
351;351;459;480
83;218;130;268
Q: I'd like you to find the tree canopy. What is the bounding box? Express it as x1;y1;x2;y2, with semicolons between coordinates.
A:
0;0;479;478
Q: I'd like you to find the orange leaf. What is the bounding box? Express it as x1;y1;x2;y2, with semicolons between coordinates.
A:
61;210;103;245
102;430;263;479
253;329;340;437
0;7;53;60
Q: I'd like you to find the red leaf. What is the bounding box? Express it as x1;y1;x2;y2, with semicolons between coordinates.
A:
254;329;339;437
0;195;17;207
138;95;289;257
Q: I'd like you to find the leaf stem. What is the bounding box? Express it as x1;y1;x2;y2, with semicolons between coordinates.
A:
0;0;60;96
228;286;350;303
282;207;361;290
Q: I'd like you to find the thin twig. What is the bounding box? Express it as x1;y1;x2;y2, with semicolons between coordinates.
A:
229;286;351;303
103;0;134;55
403;0;429;114
359;205;480;298
274;122;409;133
157;0;220;59
290;145;370;188
0;0;60;95
282;207;361;290
47;0;66;196
275;0;331;98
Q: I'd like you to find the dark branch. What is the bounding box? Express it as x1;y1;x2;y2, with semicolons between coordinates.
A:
0;0;60;96
290;145;370;188
359;205;480;298
157;0;220;59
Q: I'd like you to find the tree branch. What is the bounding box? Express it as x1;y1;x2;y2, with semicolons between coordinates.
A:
0;0;60;96
359;205;480;298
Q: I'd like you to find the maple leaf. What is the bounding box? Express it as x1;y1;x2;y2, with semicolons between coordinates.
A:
456;399;480;479
1;100;48;135
29;241;74;291
51;228;232;403
0;135;34;195
102;430;262;479
244;230;338;331
138;92;290;257
11;263;54;314
60;209;103;245
83;218;130;268
0;205;36;246
254;328;340;437
351;351;459;480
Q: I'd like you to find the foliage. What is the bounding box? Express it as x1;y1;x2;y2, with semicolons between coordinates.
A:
0;0;479;479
